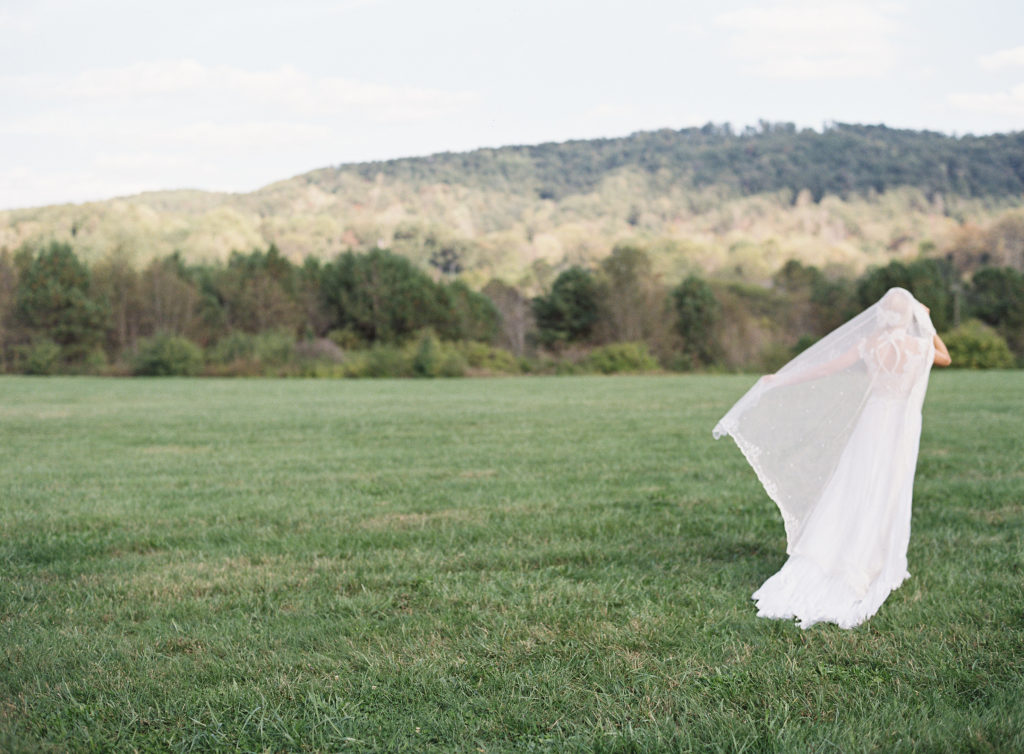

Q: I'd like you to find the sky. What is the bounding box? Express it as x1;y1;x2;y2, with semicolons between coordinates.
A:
1;0;1023;210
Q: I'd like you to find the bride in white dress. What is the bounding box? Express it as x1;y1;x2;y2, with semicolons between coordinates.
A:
714;288;951;628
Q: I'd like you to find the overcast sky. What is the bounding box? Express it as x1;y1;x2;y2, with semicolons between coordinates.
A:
2;0;1023;210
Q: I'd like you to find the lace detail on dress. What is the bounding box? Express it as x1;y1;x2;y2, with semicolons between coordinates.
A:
862;330;931;398
715;414;799;543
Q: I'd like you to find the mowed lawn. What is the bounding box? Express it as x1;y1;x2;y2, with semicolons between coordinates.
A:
1;373;1021;752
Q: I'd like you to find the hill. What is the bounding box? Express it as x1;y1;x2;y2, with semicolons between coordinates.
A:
343;122;1024;201
2;123;1023;289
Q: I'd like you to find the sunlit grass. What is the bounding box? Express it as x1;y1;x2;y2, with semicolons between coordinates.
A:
1;373;1021;752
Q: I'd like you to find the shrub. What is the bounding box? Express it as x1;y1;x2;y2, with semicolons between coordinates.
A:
363;345;413;378
666;352;696;372
207;331;256;365
792;334;818;356
19;339;62;375
294;338;344;363
412;332;443;377
942;319;1014;369
408;331;471;377
437;350;467;378
585;342;659;374
133;335;204;376
326;327;366;350
81;347;109;374
453;341;520;374
340;351;371;378
253;331;295;366
206;331;296;374
298;362;347;378
760;342;792;373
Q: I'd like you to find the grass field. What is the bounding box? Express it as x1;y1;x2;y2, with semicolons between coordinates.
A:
1;373;1022;752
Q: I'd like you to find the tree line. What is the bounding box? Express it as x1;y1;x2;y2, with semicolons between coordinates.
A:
348;122;1024;203
529;248;1022;370
0;241;1021;376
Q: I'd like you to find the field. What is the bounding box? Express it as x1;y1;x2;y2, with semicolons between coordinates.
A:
1;373;1022;752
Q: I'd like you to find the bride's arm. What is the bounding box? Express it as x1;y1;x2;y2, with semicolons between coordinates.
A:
933;333;951;366
761;344;861;388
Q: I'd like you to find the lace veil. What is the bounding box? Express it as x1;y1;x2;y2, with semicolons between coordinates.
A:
713;287;937;548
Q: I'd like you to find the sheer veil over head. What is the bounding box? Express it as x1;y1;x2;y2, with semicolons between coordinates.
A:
713;287;937;551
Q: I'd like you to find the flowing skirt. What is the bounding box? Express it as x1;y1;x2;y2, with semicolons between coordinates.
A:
751;394;921;628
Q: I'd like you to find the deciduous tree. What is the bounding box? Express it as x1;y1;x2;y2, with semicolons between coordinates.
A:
672;276;720;365
321;248;450;343
532;266;599;346
483;279;533;356
14;242;109;363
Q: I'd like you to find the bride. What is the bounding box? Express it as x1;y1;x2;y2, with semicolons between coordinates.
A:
714;288;951;629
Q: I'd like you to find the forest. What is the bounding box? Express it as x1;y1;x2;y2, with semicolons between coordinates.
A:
4;123;1024;293
1;230;1020;377
2;123;1023;376
347;122;1024;202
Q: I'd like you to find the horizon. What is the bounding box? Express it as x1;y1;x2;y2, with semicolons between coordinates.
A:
3;0;1023;211
5;119;1022;214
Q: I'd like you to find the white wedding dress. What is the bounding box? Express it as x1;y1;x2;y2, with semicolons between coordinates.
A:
714;288;936;629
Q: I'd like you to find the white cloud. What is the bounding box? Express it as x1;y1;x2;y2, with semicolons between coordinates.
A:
0;6;40;33
979;46;1024;71
579;103;701;137
241;0;381;19
0;166;157;210
92;151;191;172
714;0;902;79
0;60;482;208
0;112;333;150
949;84;1024;117
0;60;477;121
168;121;336;150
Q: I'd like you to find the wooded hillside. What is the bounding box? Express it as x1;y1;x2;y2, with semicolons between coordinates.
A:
3;123;1023;290
343;123;1024;201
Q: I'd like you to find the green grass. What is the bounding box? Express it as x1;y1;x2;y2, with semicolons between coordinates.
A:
1;373;1021;752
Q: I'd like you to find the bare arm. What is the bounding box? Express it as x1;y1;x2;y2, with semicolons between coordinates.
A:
762;344;861;388
933;333;951;367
